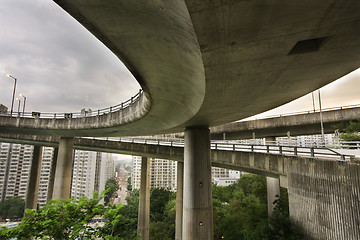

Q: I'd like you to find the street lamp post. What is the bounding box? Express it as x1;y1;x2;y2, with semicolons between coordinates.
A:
318;90;325;145
6;74;17;116
16;98;21;117
19;93;27;116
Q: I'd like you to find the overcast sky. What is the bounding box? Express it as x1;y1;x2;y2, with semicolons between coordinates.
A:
0;0;359;118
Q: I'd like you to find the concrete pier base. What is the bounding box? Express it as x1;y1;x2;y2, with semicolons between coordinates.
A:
175;161;184;240
183;127;213;240
266;177;280;217
137;157;150;240
52;138;74;199
25;146;42;210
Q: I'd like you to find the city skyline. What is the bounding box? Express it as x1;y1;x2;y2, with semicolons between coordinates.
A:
0;0;359;119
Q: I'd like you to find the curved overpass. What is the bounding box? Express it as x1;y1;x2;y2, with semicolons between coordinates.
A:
1;0;360;137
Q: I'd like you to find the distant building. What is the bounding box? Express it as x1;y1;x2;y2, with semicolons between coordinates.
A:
212;167;242;186
0;104;8;114
38;147;55;207
0;143;33;201
131;156;177;191
71;150;104;200
131;157;242;190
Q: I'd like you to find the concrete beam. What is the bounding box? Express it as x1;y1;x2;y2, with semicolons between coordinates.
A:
0;133;291;178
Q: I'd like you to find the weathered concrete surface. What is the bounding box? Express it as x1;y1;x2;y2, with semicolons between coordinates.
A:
137;157;150;240
0;134;299;178
2;1;360;136
211;107;360;139
52;137;74;199
183;128;213;240
287;158;360;240
25;146;42;210
175;161;184;240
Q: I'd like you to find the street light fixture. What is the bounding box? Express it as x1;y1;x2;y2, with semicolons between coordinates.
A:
16;98;21;116
318;90;325;145
19;93;27;116
6;74;17;116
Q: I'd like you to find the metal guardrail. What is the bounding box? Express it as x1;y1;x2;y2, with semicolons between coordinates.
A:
240;103;360;121
0;89;143;119
83;136;355;162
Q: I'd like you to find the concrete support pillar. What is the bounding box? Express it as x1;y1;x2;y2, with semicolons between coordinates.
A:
183;127;213;240
265;136;280;217
47;147;58;201
25;146;43;210
137;157;150;240
52;138;74;199
266;177;280;217
175;161;184;240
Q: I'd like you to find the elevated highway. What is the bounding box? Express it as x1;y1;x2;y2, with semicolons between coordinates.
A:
211;105;360;139
0;134;355;178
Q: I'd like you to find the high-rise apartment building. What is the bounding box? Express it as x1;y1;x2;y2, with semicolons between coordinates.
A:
131;156;242;190
71;150;105;200
38;147;55;207
0;142;115;207
0;143;33;201
131;156;177;191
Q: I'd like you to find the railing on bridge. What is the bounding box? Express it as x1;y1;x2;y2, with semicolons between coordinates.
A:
82;136;357;162
0;89;143;119
240;103;360;121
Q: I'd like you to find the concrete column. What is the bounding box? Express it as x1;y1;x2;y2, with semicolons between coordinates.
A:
267;177;280;217
47;147;58;201
183;127;213;240
52;138;74;199
265;136;280;217
175;161;184;240
137;157;150;240
25;146;43;210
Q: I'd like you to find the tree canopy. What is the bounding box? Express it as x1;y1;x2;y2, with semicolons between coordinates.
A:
0;174;306;240
105;177;119;205
0;198;25;220
333;119;360;141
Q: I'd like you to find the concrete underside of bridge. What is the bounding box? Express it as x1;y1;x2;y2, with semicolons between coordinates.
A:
1;1;360;136
1;1;360;240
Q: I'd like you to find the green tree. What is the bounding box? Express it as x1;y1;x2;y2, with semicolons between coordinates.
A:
213;174;269;240
150;188;175;222
105;178;119;205
0;198;25;220
127;177;132;192
269;188;307;240
1;192;105;240
100;189;139;239
333;119;360;141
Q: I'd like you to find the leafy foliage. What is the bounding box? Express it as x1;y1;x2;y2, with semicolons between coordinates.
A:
332;119;360;141
100;189;139;239
269;188;306;240
0;174;308;240
105;178;119;205
0;198;25;220
1;192;105;240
